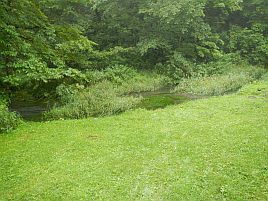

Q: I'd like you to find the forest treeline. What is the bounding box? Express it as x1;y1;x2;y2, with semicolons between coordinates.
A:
0;0;267;98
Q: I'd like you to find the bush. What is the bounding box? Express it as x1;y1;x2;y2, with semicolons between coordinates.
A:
46;68;169;120
156;52;194;84
227;26;268;65
115;73;169;95
173;65;265;96
103;65;139;85
85;65;138;85
45;81;142;120
84;70;106;85
84;66;169;94
84;65;164;88
193;53;243;77
0;100;21;133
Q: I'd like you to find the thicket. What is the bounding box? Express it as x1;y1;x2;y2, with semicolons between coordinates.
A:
173;64;265;96
0;99;21;133
45;66;168;120
0;0;267;123
45;81;141;120
1;0;267;96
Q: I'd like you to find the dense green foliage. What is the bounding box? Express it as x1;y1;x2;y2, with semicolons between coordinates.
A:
0;100;21;133
0;0;267;126
45;68;168;120
1;76;267;200
1;0;267;95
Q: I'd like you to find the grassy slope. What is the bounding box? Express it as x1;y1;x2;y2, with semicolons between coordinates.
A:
0;76;268;201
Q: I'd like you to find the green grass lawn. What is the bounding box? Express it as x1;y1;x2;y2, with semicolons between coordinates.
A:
1;76;268;200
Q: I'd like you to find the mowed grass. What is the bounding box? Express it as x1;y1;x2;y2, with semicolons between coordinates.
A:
1;76;268;200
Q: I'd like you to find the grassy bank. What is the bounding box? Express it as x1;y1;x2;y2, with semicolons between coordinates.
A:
45;67;169;120
0;74;267;200
173;65;265;96
45;64;266;120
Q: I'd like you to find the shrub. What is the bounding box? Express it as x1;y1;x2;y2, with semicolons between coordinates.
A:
0;100;21;133
193;53;243;77
104;65;139;85
45;81;141;120
157;52;194;84
46;68;169;120
84;65;138;85
84;65;168;88
115;73;169;95
84;66;169;94
173;66;265;96
227;26;268;65
84;70;106;85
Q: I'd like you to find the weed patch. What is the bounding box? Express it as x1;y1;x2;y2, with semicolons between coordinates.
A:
173;66;265;96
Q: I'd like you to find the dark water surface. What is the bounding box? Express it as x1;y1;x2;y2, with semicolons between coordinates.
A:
10;101;49;121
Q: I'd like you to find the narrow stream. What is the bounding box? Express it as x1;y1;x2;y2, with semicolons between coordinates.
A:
10;88;206;121
10;101;48;122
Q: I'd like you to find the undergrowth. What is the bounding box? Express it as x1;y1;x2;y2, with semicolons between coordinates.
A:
45;65;168;120
0;100;21;133
45;81;141;120
173;64;266;96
